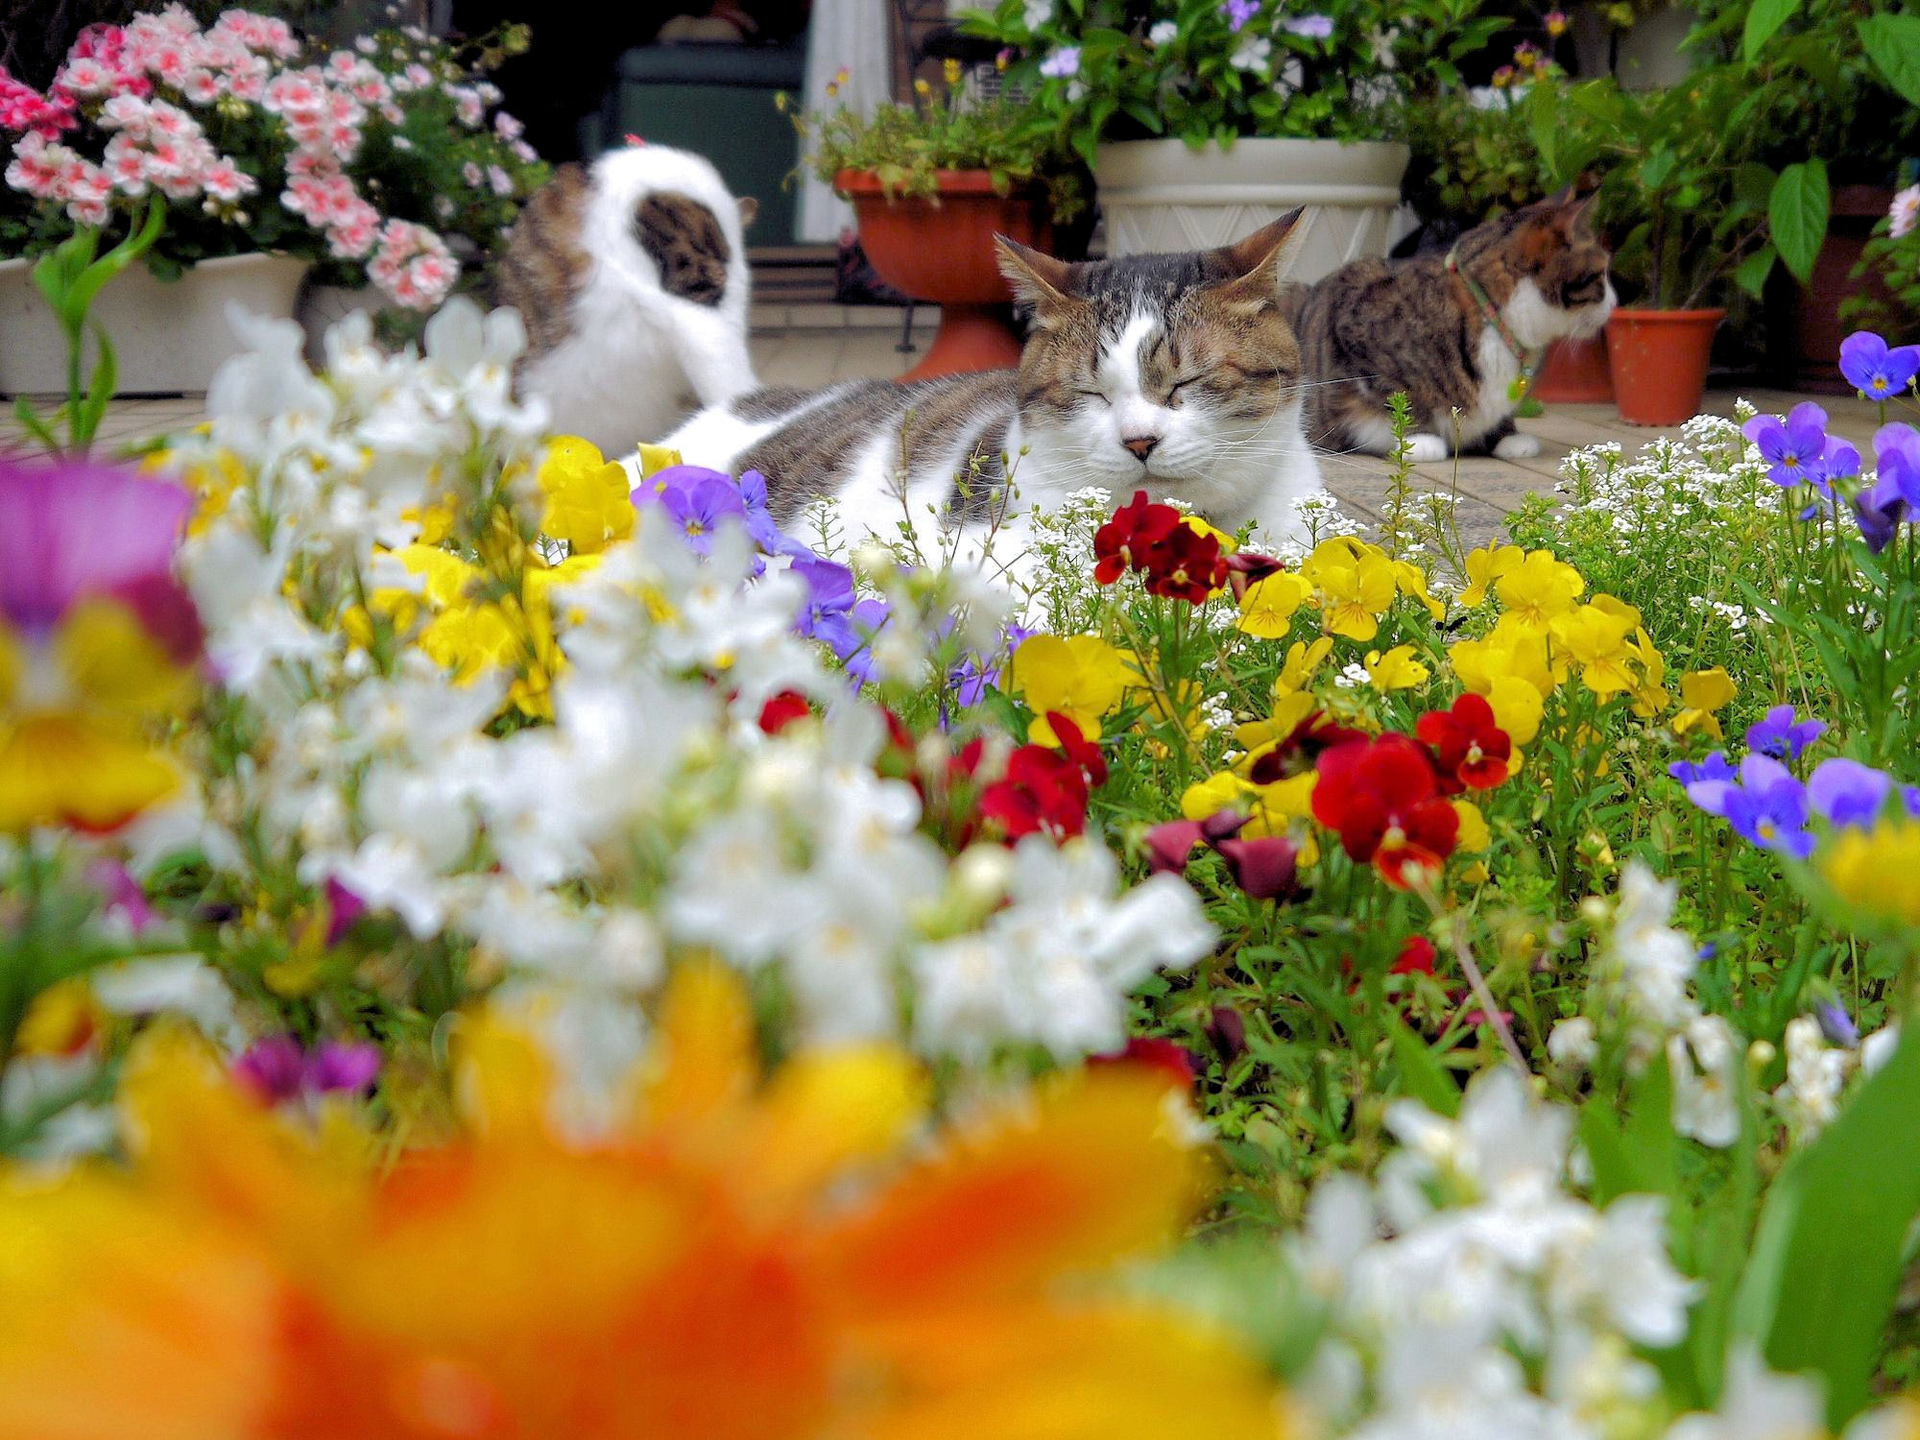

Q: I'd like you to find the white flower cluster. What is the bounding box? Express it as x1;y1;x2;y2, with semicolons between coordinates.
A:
1297;1067;1705;1440
156;302;1216;1119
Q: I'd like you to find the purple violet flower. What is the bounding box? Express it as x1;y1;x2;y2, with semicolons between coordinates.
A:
1839;331;1920;402
1745;704;1825;762
1807;757;1891;829
1742;403;1831;490
1815;1000;1861;1048
1673;751;1737;815
1720;753;1815;859
792;555;860;654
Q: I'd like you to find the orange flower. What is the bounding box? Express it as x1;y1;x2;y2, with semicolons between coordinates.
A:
0;968;1284;1440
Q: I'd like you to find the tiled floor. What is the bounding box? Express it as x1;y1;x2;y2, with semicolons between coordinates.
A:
2;309;1882;552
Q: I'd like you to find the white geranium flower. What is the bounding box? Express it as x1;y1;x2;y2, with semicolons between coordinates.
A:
1668;1014;1743;1148
1773;1015;1848;1137
1664;1345;1824;1440
1229;32;1272;71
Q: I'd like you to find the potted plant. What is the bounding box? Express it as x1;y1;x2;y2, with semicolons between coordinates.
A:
0;9;547;394
791;64;1086;379
966;0;1503;281
1677;0;1920;390
1526;68;1770;424
1845;179;1920;340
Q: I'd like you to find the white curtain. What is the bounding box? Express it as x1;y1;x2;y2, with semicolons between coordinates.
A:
797;0;895;242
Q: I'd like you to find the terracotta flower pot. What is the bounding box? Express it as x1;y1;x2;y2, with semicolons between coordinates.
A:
1533;332;1613;405
1783;184;1899;394
835;168;1052;380
1605;308;1725;426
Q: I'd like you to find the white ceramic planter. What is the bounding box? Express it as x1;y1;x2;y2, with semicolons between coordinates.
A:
0;251;307;396
1095;137;1411;284
296;280;383;369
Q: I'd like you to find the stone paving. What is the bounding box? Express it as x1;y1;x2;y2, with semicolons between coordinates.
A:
3;309;1883;552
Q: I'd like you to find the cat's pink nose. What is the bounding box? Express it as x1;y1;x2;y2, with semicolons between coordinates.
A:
1121;435;1159;461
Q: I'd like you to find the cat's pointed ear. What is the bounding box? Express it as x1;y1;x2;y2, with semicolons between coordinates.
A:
737;195;759;229
1214;208;1303;307
995;235;1077;320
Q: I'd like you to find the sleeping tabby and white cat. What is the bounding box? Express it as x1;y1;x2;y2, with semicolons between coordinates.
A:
659;212;1324;587
1285;188;1615;463
495;142;758;455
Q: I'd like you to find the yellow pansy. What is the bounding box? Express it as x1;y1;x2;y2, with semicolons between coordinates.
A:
1393;560;1446;622
1826;819;1920;927
538;436;635;556
1674;666;1737;738
1625;626;1669;718
1495;549;1585;631
1451;620;1554;698
1365;645;1430;691
1484;674;1544;746
1246;771;1317;837
1459;545;1524;607
1236;571;1313;639
1004;633;1133;743
1180;770;1254;820
1182;514;1237;551
1451;798;1490;852
1274;636;1335;698
1548;603;1638;697
1234;690;1319;753
1302;538;1396;642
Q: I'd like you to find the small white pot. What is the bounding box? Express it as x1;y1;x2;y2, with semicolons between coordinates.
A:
1095;137;1411;284
296;280;383;369
0;250;308;396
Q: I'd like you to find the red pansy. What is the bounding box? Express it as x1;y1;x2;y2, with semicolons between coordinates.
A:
1089;1036;1199;1088
756;690;812;735
1311;733;1459;889
1391;935;1438;976
1093;490;1182;585
1138;521;1228;605
1415;693;1513;794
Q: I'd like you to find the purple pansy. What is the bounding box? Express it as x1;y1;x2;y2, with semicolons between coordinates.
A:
234;1035;381;1104
1744;704;1825;762
1815;1000;1861;1049
1839;331;1920;402
1719;753;1815;859
1672;751;1736;814
839;596;894;686
1742;403;1832;491
1807;757;1891;829
324;876;367;946
0;457;196;640
949;622;1032;710
792;555;860;654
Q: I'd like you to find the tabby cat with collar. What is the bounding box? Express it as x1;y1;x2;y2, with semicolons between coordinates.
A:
495;142;758;455
659;213;1324;583
1285;189;1615;462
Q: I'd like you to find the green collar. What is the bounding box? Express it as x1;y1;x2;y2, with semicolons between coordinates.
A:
1445;248;1547;402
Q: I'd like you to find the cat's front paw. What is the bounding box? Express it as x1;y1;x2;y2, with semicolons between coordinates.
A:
1493;431;1543;460
1403;433;1450;463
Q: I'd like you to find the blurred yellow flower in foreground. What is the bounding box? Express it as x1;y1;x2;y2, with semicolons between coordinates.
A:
0;965;1284;1440
1826;819;1920;929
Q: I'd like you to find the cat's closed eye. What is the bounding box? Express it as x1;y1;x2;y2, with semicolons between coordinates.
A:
1076;389;1110;405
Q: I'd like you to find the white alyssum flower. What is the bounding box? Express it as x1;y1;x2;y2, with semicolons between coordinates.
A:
1668;1014;1744;1148
1773;1014;1848;1137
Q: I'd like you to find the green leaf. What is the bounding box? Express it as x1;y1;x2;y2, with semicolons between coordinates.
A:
1580;1053;1677;1206
1735;245;1777;300
1386;1014;1459;1118
1860;13;1920;108
1742;0;1798;62
1732;1028;1920;1427
1769;159;1829;285
10;396;63;452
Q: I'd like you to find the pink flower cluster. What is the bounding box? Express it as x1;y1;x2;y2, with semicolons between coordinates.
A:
367;219;455;310
0;5;465;310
